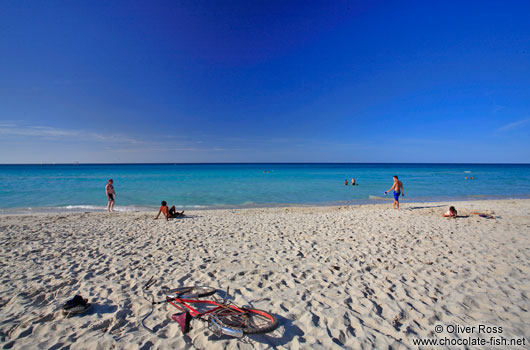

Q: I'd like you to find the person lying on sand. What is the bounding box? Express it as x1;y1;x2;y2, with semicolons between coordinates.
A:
471;211;495;219
155;201;184;221
443;206;457;218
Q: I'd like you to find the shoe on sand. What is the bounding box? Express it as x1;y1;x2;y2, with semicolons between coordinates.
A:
62;295;91;315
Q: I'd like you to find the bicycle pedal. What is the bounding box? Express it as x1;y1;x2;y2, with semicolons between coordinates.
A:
222;286;230;304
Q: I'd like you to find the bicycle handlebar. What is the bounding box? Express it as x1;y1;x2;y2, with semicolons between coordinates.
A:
143;276;156;290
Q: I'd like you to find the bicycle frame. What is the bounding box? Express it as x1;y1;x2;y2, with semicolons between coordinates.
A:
142;283;277;338
165;296;247;337
167;297;246;319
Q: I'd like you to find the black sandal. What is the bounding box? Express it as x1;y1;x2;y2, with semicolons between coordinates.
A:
62;295;91;315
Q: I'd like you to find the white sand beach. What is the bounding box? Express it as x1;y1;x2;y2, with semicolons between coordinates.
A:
1;199;529;349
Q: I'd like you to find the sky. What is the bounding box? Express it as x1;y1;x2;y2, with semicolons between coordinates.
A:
1;0;529;163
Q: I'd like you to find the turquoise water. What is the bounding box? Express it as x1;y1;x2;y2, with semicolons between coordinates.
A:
0;163;529;213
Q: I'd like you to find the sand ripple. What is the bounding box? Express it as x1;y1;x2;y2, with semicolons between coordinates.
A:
1;200;529;349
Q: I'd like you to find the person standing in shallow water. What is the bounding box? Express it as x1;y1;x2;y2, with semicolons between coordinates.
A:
385;175;404;210
105;179;116;212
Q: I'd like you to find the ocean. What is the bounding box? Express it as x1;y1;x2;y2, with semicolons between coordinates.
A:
1;163;529;213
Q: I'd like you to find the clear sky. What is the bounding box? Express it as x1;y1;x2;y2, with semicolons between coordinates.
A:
1;0;529;163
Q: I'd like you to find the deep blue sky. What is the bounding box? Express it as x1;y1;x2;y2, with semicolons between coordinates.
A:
1;0;529;163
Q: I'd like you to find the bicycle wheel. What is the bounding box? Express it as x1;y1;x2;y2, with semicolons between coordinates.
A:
167;286;217;298
214;307;278;334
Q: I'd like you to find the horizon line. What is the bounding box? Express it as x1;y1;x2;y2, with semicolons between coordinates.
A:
1;162;529;166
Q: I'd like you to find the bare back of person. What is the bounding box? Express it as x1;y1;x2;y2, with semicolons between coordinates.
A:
105;179;116;212
385;176;404;210
106;184;115;195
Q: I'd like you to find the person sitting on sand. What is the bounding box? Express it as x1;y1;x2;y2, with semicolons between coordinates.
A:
443;206;457;218
155;201;184;221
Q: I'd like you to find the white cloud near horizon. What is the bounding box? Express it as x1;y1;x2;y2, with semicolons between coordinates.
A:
0;121;266;160
0;121;382;159
497;118;530;132
0;122;145;145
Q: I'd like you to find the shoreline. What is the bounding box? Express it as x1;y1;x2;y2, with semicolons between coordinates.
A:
0;198;526;220
1;194;530;215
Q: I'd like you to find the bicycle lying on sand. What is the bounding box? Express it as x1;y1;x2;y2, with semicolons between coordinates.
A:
141;278;278;338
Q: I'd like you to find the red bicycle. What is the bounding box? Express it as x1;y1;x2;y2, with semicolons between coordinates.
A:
142;280;278;338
